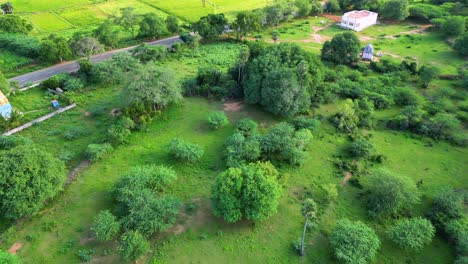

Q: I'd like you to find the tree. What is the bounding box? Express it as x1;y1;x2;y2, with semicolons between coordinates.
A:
116;7;139;38
419;65;439;88
381;0;409;21
39;34;72;62
349;137;374;158
138;13;168;39
441;16;465;37
329;219;380;264
327;0;341;12
454;32;468;55
207;111;229;129
193;14;228;41
231;12;261;39
295;0;312;17
165;15;179;34
130;44;168;63
0;15;32;34
427;113;460;139
0;250;21;264
321;32;360;64
91;210;120;241
1;2;13;14
364;169;420;218
261;122;312;165
124;66;181;111
427;188;464;230
70;37;104;59
94;19;119;48
117;231;149;262
211;162;282;223
387;218;435;251
0;145;65;219
168;138;204;163
333;99;359;133
299;199;318;256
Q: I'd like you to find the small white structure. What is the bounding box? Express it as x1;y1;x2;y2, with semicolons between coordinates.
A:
361;44;374;61
340;10;378;31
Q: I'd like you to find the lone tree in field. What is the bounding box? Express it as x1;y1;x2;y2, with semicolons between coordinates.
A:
364;169;420;218
165;15;179;34
124;66;181;111
70;37;104;59
231;12;261;40
381;0;409;21
0;145;65;219
329;219;381;264
94;19;119;48
193;13;228;41
299;199;318;256
321;32;360;65
91;210;120;241
211;162;282;223
386;217;435;251
118;230;149;262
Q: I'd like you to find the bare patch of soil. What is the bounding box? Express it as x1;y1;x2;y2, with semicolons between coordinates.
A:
109;108;121;117
83;111;90;117
341;172;352;186
359;35;375;42
322;14;341;22
8;243;21;254
223;102;243;112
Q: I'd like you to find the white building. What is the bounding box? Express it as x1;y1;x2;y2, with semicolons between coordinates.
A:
340;10;378;31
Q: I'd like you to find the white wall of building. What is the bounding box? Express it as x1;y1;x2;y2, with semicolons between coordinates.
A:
340;11;378;31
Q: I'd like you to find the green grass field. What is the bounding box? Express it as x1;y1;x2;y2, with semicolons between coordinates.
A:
0;42;466;264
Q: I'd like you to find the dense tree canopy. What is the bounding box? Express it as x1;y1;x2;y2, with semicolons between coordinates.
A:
70;37;104;58
165;15;179;34
0;15;32;34
329;219;380;264
387;218;435;251
231;12;261;39
211;162;282;222
321;32;360;65
243;43;324;116
0;145;65;219
453;32;468;55
116;7;139;37
364;169;420;218
124;66;181;111
381;0;409;21
94;19;119;48
39;34;72;62
224;119;261;167
138;13;168;39
194;14;228;40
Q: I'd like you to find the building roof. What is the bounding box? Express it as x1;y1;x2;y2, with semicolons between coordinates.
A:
363;44;374;54
343;10;375;19
0;91;9;105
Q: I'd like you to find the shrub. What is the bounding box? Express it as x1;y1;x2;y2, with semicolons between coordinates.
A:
349;137;374;158
0;250;21;264
235;118;258;135
364;169;420;218
42;76;61;90
445;217;468;255
85;143;113;162
212;162;282;222
131;44;168;63
0;145;65;219
0;135;30;150
107;124;131;145
207;111;229;129
91;210;120;241
387;218;435;251
427;188;464;230
224;131;261;167
168;138;204;163
329;219;380;264
117;231;149;262
454;33;468;56
63;77;84;91
77;249;94;262
289;116;321;132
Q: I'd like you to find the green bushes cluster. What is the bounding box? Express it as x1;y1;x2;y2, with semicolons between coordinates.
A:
207;111;229;129
168;138;204;163
85;143;114;162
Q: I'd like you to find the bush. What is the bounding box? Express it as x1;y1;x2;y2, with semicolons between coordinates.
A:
77;249;94;262
387;218;435;251
0;250;21;264
427;188;464;230
0;135;30;150
329;219;380;264
42;76;61;90
454;32;468;56
107;124;131;145
235;118;258;135
289;116;321;132
131;44;168;63
409;4;449;21
207;111;229;129
168;138;204;163
349;137;374;158
0;33;40;57
85;143;113;162
224;131;261;167
117;231;149;262
445;217;468;256
63;77;84;91
364;169;420;218
91;210;120;241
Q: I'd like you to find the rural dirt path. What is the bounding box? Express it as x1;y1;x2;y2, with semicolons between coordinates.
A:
9;36;183;87
65;160;91;185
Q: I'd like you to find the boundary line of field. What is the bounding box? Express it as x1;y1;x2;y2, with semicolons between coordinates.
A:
2;103;77;136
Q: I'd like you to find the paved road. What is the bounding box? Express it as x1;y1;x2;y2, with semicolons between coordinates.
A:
9;36;182;87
